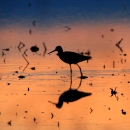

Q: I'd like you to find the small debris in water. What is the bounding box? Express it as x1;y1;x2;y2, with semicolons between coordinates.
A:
30;67;35;70
7;120;12;126
30;45;39;52
34;118;36;122
2;48;10;51
18;75;25;79
121;109;126;115
51;113;54;119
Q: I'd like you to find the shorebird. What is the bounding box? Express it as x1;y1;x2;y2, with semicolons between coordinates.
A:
48;46;92;78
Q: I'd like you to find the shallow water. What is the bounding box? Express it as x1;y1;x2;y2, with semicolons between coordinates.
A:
1;1;130;130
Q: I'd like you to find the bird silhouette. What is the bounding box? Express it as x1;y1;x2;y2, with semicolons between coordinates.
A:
48;46;92;78
48;77;92;108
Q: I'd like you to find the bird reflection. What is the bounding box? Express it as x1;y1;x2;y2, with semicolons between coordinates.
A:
48;77;92;109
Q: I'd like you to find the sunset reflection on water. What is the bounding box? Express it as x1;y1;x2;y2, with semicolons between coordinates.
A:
1;1;130;129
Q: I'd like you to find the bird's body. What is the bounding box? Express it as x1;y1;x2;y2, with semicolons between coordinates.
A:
48;46;92;78
57;51;90;64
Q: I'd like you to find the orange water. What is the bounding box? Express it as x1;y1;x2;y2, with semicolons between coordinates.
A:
0;23;130;130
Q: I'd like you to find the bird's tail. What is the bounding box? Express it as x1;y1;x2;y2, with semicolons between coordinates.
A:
86;56;92;63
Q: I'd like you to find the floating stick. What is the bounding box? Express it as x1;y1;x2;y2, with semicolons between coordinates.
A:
32;21;36;26
51;113;54;119
113;61;115;68
22;49;29;71
115;38;123;52
42;42;47;57
64;26;71;31
18;42;25;52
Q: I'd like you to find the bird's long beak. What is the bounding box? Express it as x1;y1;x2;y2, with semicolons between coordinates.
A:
48;49;56;54
48;100;56;105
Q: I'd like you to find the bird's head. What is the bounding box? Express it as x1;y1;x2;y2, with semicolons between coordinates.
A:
48;46;63;54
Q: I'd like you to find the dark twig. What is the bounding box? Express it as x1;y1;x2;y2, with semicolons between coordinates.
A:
22;49;29;71
18;42;25;52
115;38;123;52
42;42;47;57
51;113;54;119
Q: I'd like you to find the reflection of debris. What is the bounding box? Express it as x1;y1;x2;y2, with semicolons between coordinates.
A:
4;58;6;63
58;122;60;127
7;120;12;126
15;71;18;73
79;76;88;79
116;96;119;101
2;48;10;51
43;42;47;56
89;83;93;86
34;118;36;122
32;21;36;26
22;49;29;71
18;75;25;79
19;66;22;70
90;108;93;113
121;58;123;64
2;51;6;57
110;29;114;32
64;26;71;31
29;29;32;34
110;87;117;97
121;93;124;96
113;61;115;68
18;42;25;52
102;35;104;38
115;38;123;52
30;67;35;70
51;113;54;119
121;109;126;115
30;45;39;53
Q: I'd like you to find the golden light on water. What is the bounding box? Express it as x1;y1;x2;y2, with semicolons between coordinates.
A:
0;21;130;130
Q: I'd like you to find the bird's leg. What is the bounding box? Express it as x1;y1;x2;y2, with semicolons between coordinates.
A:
77;77;82;89
69;64;73;89
70;64;72;78
70;74;72;89
77;64;83;77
